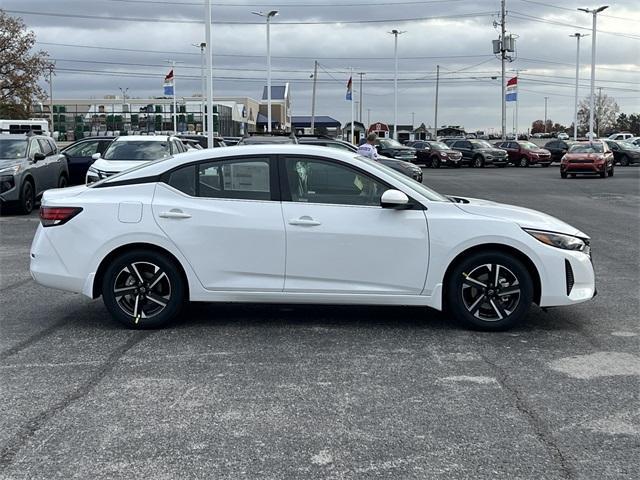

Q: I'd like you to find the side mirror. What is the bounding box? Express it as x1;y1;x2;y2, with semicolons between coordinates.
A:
91;153;101;160
32;152;46;162
381;189;410;209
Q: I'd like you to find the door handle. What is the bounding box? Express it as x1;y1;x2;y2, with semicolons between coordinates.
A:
159;209;192;219
288;216;321;226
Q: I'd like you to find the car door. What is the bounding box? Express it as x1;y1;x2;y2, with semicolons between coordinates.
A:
27;138;49;194
280;155;429;295
453;140;472;161
152;154;286;291
36;138;60;190
605;141;621;162
63;139;103;184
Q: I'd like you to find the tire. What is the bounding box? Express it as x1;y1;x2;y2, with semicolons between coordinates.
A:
541;163;550;168
561;171;568;179
102;249;185;329
58;174;68;189
445;251;533;331
18;180;35;215
599;171;606;178
608;166;614;177
431;156;440;169
473;156;484;168
518;157;529;168
620;155;630;167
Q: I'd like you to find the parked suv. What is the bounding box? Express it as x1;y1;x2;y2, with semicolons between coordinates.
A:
374;138;417;163
494;141;552;167
604;139;640;166
0;134;69;214
87;135;186;184
449;139;508;167
543;139;577;162
412;141;463;168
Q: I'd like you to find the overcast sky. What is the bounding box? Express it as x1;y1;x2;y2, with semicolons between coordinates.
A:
6;0;640;131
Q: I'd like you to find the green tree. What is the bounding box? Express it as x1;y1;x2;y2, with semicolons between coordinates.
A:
615;113;630;132
629;114;640;136
0;10;52;118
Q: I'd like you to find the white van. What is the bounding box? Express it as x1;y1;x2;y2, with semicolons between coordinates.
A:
0;119;50;136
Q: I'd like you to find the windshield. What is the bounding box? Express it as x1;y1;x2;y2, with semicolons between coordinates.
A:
470;140;493;148
379;139;403;148
355;154;449;202
103;141;170;161
429;142;451;150
621;141;640;150
569;143;604;153
520;142;539;150
0;139;28;159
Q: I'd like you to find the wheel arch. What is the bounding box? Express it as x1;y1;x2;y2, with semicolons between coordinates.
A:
92;242;190;300
442;243;542;305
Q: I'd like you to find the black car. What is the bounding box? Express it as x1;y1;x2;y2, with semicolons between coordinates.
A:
411;141;464;168
222;136;242;146
543;140;578;162
297;137;423;182
177;134;226;149
448;139;508;167
374;138;417;163
60;136;114;185
604;140;640;166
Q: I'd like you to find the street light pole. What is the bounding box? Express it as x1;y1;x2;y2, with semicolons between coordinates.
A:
357;72;365;123
579;5;608;139
544;96;548;133
253;10;279;133
389;29;405;140
570;33;588;140
205;0;214;147
434;64;439;140
310;60;318;134
47;64;54;132
192;42;206;132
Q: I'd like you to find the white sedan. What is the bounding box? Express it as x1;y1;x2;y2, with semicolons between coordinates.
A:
30;145;595;330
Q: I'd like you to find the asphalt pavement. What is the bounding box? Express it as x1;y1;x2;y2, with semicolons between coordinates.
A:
1;164;638;479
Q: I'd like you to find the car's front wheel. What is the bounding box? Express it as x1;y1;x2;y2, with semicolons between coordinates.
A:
19;180;35;215
518;157;529;167
445;251;533;331
619;155;630;166
102;250;185;329
431;156;440;168
473;155;484;168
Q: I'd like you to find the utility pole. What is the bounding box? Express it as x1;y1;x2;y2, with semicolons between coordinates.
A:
597;86;603;137
205;0;214;147
367;108;371;127
389;29;405;140
434;64;439;140
310;60;318;134
579;5;608;139
544;96;548;133
500;0;506;141
357;72;365;123
252;10;279;133
411;112;415;130
570;33;588;140
47;64;54;132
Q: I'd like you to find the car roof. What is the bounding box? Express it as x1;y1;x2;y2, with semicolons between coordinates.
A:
113;135;171;142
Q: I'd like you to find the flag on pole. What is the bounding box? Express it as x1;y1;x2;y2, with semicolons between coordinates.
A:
163;69;174;96
506;76;517;102
346;76;353;101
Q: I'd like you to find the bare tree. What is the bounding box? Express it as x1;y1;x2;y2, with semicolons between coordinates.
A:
0;10;52;118
577;93;619;136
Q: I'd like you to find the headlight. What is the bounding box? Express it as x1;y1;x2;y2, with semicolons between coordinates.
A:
524;229;588;252
0;165;21;175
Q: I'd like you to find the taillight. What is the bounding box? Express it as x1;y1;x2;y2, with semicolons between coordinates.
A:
39;206;83;227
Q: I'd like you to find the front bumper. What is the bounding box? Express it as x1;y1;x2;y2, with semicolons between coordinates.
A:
0;175;19;202
539;248;596;307
561;162;606;174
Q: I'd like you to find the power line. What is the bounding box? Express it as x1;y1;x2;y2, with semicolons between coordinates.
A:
102;0;464;6
515;0;640;23
7;9;495;25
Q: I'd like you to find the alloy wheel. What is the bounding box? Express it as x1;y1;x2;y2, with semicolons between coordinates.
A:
461;263;521;322
113;261;171;323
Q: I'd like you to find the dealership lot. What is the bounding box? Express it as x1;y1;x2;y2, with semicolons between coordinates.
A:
1;166;639;479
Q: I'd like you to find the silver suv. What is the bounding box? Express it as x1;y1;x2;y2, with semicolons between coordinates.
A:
0;134;69;214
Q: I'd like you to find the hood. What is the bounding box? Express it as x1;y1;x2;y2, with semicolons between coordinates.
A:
452;196;588;238
563;153;603;161
91;158;151;173
0;159;24;170
378;157;420;170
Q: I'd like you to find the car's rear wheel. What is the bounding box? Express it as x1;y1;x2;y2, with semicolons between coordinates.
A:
19;180;35;215
58;174;68;189
473;155;484;168
518;157;529;168
445;251;533;331
431;156;440;168
599;170;606;178
620;155;630;166
102;250;185;329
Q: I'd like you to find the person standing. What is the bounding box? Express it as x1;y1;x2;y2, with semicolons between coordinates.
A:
357;132;379;160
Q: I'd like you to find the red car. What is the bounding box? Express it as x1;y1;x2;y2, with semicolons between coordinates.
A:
494;141;552;167
560;141;614;178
